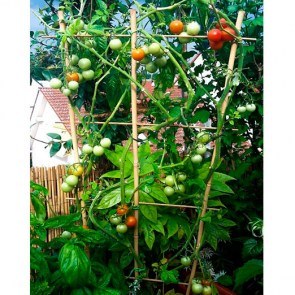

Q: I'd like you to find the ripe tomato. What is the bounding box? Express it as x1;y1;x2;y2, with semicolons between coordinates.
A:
180;256;191;266
169;20;184;34
221;27;236;41
207;29;222;42
68;163;84;176
215;18;228;29
116;223;128;233
209;40;224;50
66;72;79;82
117;204;129;215
125;216;137;228
132;48;145;61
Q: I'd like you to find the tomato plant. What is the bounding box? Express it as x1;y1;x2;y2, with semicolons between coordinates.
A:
164;186;175;196
125;216;137;228
148;42;161;55
68;80;79;91
237;105;247;113
246;103;256;112
165;175;175;186
82;69;94;80
145;62;158;73
191;154;203;164
169;20;184;34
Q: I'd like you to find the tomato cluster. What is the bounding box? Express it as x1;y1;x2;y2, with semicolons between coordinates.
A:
237;103;256;113
207;18;236;51
61;163;84;193
81;138;112;157
191;279;212;294
190;131;212;164
163;172;188;197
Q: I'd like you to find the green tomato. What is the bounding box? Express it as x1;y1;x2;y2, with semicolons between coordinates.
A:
70;54;79;66
164;186;175;196
196;143;207;155
187;21;201;35
78;58;91;70
116;223;128;234
191;283;204;294
140;56;151;65
177;184;186;193
93;145;105;156
202;286;212;295
145;62;158;73
100;138;112;148
178;32;190;44
50;78;63;89
165;175;175;187
246;103;256;112
154;56;167;68
177;172;187;182
61;230;72;239
82;144;93;154
61;182;74;193
85;39;96;48
109;215;122;225
191;154;203;164
148;43;161;55
197;132;211;144
180;256;191;266
62;88;71;96
82;69;95;80
68;80;79;91
141;44;150;55
237;105;246;113
109;38;123;50
65;175;79;186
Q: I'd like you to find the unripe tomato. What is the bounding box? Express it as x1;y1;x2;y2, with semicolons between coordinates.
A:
140;56;151;65
192;283;204;294
50;78;63;89
246;103;256;112
82;69;95;80
148;43;161;55
209;40;224;51
70;54;79;66
61;230;72;239
109;38;122;51
177;172;187;182
153;47;164;57
202;286;212;295
116;223;128;234
164;186;175;196
100;138;112;148
141;44;150;55
191;154;203;164
62;88;71;96
145;62;158;73
125;216;137;228
169;20;184;34
237;106;247;113
109;215;122;225
197;132;211;144
154;56;167;68
78;58;91;70
196;143;207;155
178;32;190;44
132;48;145;61
65;175;79;186
177;184;186;193
207;29;222;42
68;80;79;91
180;256;191;266
82;144;93;154
61;182;74;193
68;163;84;176
165;175;175;187
93;145;104;156
221;27;236;41
66;72;79;82
187;21;201;35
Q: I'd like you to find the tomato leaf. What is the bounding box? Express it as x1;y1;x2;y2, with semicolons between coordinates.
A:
44;212;81;229
148;184;169;204
49;142;62;157
140;219;156;250
160;264;179;284
97;188;121;209
192;109;210;123
100;170;121;179
211;179;234;194
139;191;158;223
47;133;62;140
167;218;179;238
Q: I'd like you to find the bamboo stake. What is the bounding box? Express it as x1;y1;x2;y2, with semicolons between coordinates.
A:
130;8;140;278
185;11;245;295
57;10;88;229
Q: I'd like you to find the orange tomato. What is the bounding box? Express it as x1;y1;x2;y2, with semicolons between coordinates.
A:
68;163;84;176
221;27;236;42
116;204;129;215
169;20;184;34
66;72;80;82
125;216;137;228
131;48;145;61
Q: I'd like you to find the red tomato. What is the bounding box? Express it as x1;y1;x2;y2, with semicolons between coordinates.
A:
116;204;129;215
209;40;224;50
207;29;222;42
169;20;184;34
221;27;236;41
215;18;228;29
66;72;80;82
131;48;145;61
125;216;137;228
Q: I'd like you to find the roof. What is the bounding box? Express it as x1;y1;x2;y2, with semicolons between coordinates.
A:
39;87;88;136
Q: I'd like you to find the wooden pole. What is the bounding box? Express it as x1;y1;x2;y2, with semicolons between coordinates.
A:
130;8;140;278
57;11;88;229
185;11;245;295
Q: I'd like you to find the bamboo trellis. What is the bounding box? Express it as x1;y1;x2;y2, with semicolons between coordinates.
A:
35;7;253;293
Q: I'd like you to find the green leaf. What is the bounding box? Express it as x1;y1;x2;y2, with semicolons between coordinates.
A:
169;106;181;118
167;218;179;238
151;220;165;235
97;188;121;209
44;212;81;229
252;16;263;26
234;259;263;288
63;139;73;150
139;191;157;223
203;222;231;250
148;184;169;204
242;238;263;259
49;142;62;157
30;247;50;278
140;221;155;250
207;199;226;208
211;179;234;194
30;193;46;223
120;250;134;269
217;274;233;287
138;141;151;158
160;265;179;284
47;133;62;140
212;172;236;183
100;170;121;179
192;109;210;123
